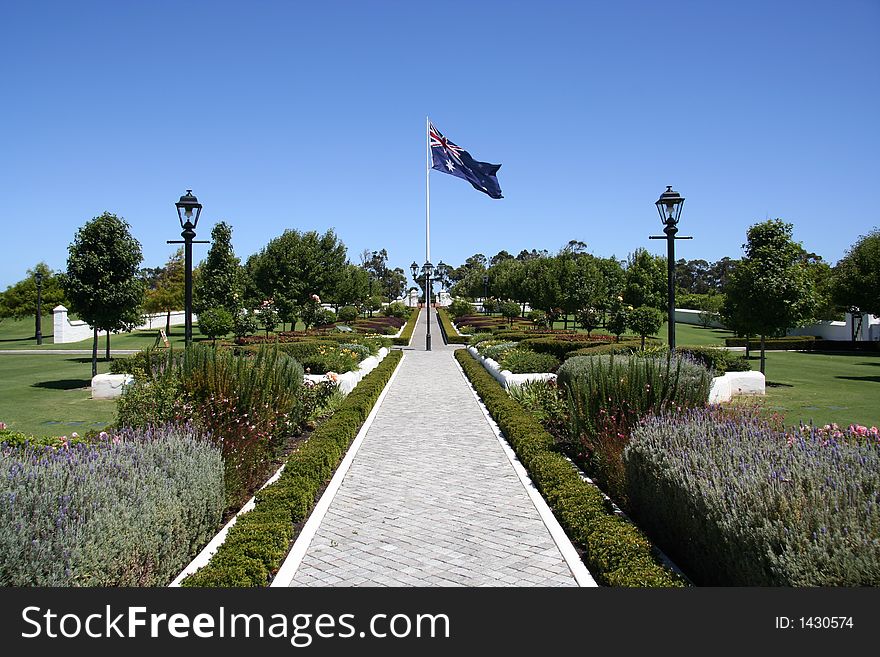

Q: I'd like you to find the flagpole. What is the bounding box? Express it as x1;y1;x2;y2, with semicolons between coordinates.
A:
425;116;431;263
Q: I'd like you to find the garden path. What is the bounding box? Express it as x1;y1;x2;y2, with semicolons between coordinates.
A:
272;308;593;587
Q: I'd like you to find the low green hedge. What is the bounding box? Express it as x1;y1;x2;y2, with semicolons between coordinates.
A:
565;342;641;358
437;308;470;344
519;337;605;360
724;336;816;350
391;308;420;346
180;350;403;587
676;346;751;374
454;349;686;587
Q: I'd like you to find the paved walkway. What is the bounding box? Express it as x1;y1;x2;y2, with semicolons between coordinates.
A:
275;308;585;587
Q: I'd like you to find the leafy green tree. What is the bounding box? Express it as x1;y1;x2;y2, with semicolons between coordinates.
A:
64;212;144;375
499;301;521;327
833;229;880;324
143;248;184;334
248;229;347;326
232;309;258;341
722;219;816;374
334;263;370;309
628;305;664;349
0;263;68;327
576;307;601;335
256;302;280;337
624;248;666;310
194;221;242;315
198;308;233;346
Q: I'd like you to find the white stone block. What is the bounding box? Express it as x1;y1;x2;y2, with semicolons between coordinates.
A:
709;375;732;403
91;373;134;400
726;371;765;396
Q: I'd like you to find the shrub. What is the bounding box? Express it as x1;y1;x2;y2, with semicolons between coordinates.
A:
455;350;685;587
677;346;751;375
520;338;594;361
724;336;816;350
499;349;560;374
478;341;519;362
467;332;495;347
507;379;569;438
233;309;259;340
624;409;880;585
557;353;711;506
298;345;361;374
198;307;234;344
337;306;359;323
448;298;472;319
526;309;548;326
382;302;409;319
499;301;521;326
576;307;601;335
565;342;639;358
0;425;224;586
391;307;420;346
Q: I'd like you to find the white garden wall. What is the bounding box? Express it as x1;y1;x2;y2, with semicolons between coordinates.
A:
53;305;193;344
787;312;879;342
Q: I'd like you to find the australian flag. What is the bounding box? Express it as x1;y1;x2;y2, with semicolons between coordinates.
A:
430;122;503;199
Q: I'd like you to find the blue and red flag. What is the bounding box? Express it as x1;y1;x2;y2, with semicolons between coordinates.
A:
429;122;502;199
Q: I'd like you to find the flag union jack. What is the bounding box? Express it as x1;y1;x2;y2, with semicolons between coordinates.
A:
429;122;503;199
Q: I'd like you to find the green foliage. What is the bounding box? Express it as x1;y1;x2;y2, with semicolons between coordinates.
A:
455;350;685;587
233;309;259;340
337;305;359;322
0;262;68;320
833;228;880;318
499;349;560;374
624;249;666;310
436;308;470;344
519;337;593;360
724;335;816;350
566;342;639;358
0;426;223;586
246;229;347;324
576;307;601;334
498;300;521;325
381;301;409;318
625;409;880;585
64;212;145;372
198;307;233;343
391;306;420;346
627;305;664;349
181;350;402;586
194;222;242;315
447;298;473;319
143;249;185;325
255;302;280;335
468;331;495;347
676;346;751;374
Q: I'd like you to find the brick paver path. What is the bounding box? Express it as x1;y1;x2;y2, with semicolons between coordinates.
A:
280;308;581;587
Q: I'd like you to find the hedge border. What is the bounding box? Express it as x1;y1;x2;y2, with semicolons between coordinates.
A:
455;349;687;587
724;336;816;350
437;308;470;345
180;350;403;587
391;308;420;346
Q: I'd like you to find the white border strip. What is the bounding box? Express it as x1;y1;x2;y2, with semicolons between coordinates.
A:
270;352;406;587
452;355;598;587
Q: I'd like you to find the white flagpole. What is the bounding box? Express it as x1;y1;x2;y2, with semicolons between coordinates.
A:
425;116;431;263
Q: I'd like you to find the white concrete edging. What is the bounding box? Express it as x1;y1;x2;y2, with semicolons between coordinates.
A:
271;353;405;587
303;347;389;395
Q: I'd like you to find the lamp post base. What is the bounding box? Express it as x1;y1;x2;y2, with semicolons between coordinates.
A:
426;333;432;351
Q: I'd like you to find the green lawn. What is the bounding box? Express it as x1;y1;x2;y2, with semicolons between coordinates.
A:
754;350;880;429
0;353;117;436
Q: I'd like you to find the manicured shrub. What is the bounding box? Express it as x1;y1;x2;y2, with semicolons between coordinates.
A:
448;298;473;319
520;337;595;360
198;307;234;344
0;425;224;586
454;350;684;587
181;350;403;587
436;308;470;344
479;340;519;362
565;342;639;358
627;306;664;349
391;307;420;345
624;409;880;585
676;346;751;374
337;305;359;323
467;331;495;347
724;335;816;350
382;301;409;318
499;349;560;374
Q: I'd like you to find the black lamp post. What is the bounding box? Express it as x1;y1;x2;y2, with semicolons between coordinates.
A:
649;186;691;350
168;190;207;347
368;273;374;317
34;271;43;345
483;274;489;315
411;260;435;351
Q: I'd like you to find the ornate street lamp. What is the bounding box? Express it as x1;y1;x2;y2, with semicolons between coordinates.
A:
168;190;208;347
34;270;43;345
649;186;691;350
411;260;435;351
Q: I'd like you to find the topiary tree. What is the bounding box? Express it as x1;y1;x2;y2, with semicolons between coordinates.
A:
628;305;664;349
193;222;242;316
64;212;144;375
198;307;233;346
337;305;358;323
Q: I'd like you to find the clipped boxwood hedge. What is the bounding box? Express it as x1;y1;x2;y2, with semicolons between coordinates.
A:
724;336;816;350
454;349;686;587
391;308;420;346
181;350;403;587
437;308;470;344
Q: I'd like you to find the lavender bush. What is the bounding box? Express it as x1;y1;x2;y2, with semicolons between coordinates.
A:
624;409;880;585
0;426;224;586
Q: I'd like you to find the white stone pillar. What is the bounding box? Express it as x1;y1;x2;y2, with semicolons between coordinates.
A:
53;305;68;344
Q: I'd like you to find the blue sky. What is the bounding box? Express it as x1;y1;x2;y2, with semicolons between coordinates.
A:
1;0;877;288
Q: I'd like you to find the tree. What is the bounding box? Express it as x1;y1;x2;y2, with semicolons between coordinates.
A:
499;301;521;327
198;308;233;346
721;219;816;374
334;263;370;309
628;306;664;349
64;212;144;375
143;248;184;334
194;221;241;315
0;263;68;326
833;229;880;327
624;248;666;310
248;229;347;326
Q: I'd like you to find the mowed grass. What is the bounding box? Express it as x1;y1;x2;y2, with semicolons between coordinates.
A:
754;350;880;429
0;354;117;436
